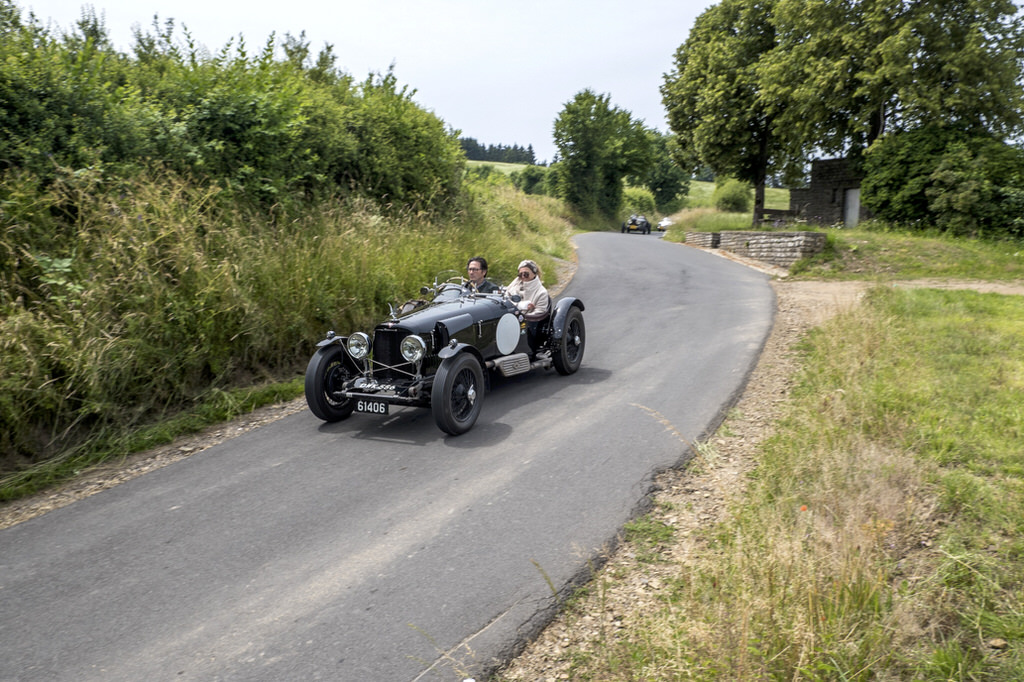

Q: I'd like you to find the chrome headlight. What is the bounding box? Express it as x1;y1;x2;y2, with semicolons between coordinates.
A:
347;332;370;359
400;334;427;363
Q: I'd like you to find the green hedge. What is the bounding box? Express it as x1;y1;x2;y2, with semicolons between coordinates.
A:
862;126;1024;239
0;4;464;210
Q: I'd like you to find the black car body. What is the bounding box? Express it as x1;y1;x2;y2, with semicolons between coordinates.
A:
622;215;651;234
304;274;586;435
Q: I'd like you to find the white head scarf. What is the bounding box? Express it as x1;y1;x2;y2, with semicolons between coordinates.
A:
508;260;549;319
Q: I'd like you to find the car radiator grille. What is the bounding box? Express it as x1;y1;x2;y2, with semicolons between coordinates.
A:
372;328;408;381
372;328;438;381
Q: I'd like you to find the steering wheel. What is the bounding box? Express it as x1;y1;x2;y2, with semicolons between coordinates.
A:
433;270;468;296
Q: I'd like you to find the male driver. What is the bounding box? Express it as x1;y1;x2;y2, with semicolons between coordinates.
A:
466;256;498;293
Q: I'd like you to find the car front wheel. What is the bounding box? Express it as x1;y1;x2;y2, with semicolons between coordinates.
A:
431;352;485;435
305;345;357;421
552;307;586;375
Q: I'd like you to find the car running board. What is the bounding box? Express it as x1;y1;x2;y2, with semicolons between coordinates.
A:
488;352;555;377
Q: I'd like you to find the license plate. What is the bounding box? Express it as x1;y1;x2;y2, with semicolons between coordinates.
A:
355;399;389;415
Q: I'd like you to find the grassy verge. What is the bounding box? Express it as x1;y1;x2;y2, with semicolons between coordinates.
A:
466;160;531;175
537;285;1024;680
790;224;1024;280
497;225;1024;679
660;208;1024;283
658;181;792;237
1;177;574;501
663;207;754;234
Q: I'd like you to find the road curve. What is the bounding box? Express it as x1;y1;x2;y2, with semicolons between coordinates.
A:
0;232;774;681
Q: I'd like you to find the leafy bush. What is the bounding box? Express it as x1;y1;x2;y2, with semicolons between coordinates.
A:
861;126;965;227
863;126;1024;239
0;9;147;177
621;186;657;218
627;131;690;212
465;164;514;187
712;178;752;212
542;162;562;197
510;165;548;195
347;70;465;209
0;6;464;213
926;139;1024;239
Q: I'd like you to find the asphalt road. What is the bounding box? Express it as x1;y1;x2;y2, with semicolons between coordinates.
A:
0;232;774;681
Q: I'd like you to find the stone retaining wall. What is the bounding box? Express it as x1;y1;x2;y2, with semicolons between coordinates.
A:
686;231;827;268
684;231;720;249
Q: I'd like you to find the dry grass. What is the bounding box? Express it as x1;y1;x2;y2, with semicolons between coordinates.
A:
500;284;1024;681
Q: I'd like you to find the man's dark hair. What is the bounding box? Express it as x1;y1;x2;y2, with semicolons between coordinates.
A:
467;256;488;272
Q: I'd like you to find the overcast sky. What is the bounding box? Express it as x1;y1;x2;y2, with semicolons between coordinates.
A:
21;0;715;164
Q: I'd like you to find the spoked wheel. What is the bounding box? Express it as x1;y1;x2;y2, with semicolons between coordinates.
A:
305;345;356;422
552;307;586;375
431;353;485;435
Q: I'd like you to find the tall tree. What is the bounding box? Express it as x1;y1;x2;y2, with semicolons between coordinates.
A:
661;0;795;225
760;0;1024;156
552;89;651;218
665;0;1024;227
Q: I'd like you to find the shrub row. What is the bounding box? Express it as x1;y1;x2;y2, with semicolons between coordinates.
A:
0;3;464;210
862;126;1024;239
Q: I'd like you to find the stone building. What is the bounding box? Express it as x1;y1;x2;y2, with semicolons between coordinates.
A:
789;157;871;227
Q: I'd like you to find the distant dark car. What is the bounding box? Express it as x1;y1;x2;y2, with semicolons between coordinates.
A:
622;215;651;234
304;272;586;435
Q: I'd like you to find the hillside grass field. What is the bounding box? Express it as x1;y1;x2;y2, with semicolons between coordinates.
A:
466;160;531;175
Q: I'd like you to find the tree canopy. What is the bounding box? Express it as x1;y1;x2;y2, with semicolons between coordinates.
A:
627;131;691;212
661;0;793;223
662;0;1024;227
459;138;537;165
760;0;1024;154
552;89;651;218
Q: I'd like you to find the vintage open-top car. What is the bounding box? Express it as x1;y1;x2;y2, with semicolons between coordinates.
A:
304;272;586;435
622;215;652;234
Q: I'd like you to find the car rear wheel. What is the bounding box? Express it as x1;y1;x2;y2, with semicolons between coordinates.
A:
305;345;356;421
432;352;485;435
552;307;586;375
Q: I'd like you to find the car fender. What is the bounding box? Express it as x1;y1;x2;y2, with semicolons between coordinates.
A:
550;297;585;341
315;332;347;348
437;341;485;367
313;334;365;374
